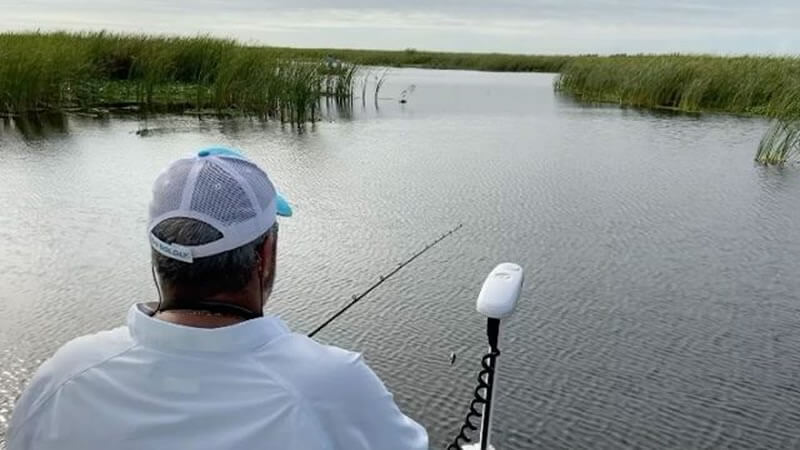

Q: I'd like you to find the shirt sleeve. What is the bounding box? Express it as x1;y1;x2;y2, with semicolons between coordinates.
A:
312;351;429;450
7;387;35;450
6;356;58;450
6;328;134;450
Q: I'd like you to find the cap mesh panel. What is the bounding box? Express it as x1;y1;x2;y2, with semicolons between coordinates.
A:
224;158;276;212
150;159;193;219
190;161;256;225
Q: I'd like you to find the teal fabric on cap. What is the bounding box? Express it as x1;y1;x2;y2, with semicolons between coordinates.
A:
275;191;293;217
197;147;244;159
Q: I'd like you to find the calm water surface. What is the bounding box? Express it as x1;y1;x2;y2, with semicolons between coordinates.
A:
2;69;800;449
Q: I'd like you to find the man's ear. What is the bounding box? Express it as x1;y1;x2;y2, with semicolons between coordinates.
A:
258;232;276;270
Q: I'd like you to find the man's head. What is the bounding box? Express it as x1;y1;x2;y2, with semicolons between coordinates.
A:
147;148;291;315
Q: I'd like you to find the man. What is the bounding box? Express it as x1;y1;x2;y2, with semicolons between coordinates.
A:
8;147;429;450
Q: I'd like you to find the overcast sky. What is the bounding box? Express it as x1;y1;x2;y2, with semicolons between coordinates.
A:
1;0;798;54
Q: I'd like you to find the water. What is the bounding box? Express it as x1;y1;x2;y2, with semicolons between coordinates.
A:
2;69;800;449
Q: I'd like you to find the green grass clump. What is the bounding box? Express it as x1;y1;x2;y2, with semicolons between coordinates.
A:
0;31;356;124
555;54;800;117
756;120;800;165
0;32;91;112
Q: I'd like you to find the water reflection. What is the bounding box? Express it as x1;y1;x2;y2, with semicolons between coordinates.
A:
2;112;70;141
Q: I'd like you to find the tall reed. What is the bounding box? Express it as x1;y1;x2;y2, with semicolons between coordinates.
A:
0;31;357;124
756;120;800;165
555;55;800;117
0;32;90;112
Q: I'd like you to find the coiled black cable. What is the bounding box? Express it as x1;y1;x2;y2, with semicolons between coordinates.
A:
448;318;501;450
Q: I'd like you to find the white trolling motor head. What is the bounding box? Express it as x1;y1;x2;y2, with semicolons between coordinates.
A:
459;263;524;450
476;263;524;319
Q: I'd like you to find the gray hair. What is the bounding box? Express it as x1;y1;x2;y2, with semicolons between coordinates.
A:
151;218;275;294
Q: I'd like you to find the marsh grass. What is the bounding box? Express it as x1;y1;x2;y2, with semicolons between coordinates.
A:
0;31;357;124
555;55;800;118
0;33;90;112
756;120;800;165
373;69;389;106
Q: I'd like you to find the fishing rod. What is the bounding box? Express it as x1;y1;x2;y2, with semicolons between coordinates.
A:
307;223;463;338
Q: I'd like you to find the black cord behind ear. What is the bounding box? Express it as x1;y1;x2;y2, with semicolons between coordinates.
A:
151;264;163;316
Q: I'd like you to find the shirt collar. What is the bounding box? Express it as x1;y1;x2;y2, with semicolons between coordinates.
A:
128;303;290;353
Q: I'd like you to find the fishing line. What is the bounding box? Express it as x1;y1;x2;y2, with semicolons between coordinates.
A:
307;223;463;338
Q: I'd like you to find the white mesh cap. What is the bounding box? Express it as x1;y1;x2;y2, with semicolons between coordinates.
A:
148;147;292;263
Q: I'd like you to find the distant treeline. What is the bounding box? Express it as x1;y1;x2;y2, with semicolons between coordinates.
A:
277;47;573;73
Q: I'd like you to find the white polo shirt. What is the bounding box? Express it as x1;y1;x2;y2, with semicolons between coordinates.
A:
8;304;429;450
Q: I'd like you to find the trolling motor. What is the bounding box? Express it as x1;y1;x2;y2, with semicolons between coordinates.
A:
449;263;524;450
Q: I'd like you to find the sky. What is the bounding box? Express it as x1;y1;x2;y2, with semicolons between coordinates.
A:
1;0;798;54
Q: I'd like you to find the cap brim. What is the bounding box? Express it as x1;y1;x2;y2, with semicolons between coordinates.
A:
276;192;293;217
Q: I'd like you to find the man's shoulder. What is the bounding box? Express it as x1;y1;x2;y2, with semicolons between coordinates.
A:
267;334;429;450
41;326;135;382
274;332;363;371
11;327;135;426
269;333;373;389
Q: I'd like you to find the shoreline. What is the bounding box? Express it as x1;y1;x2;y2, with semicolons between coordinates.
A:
3;31;798;121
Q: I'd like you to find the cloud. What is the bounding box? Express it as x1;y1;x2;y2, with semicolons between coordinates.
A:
0;0;798;53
